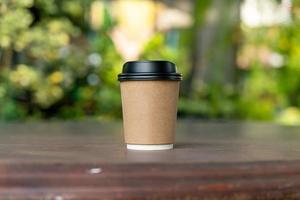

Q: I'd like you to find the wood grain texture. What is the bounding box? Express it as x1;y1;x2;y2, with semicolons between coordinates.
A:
0;121;299;199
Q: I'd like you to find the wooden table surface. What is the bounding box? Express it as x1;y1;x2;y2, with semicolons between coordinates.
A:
0;121;299;199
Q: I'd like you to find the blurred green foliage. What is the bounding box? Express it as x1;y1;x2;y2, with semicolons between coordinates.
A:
0;0;300;124
236;0;300;123
0;0;123;120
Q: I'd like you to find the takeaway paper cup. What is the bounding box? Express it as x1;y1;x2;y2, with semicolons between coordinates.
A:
118;61;182;150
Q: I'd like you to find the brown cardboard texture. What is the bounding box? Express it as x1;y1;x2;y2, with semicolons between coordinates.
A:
120;80;180;144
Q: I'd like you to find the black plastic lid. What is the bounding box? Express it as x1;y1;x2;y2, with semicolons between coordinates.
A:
118;60;182;81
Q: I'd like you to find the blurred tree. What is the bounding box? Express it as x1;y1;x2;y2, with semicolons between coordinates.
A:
183;0;241;97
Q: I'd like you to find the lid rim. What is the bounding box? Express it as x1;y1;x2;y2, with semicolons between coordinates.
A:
118;73;182;77
118;60;182;81
118;74;182;81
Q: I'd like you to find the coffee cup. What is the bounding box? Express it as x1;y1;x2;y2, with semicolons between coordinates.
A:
118;61;182;150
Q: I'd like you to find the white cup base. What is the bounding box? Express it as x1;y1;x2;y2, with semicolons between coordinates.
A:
126;144;173;151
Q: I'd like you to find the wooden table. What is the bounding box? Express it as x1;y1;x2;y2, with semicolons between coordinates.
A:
0;121;299;199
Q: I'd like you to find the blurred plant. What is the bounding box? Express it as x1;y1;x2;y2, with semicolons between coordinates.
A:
276;107;300;126
1;0;300;123
0;0;122;120
235;0;300;122
140;32;189;76
178;84;237;119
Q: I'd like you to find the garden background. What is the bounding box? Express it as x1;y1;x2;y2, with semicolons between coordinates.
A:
1;0;300;125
